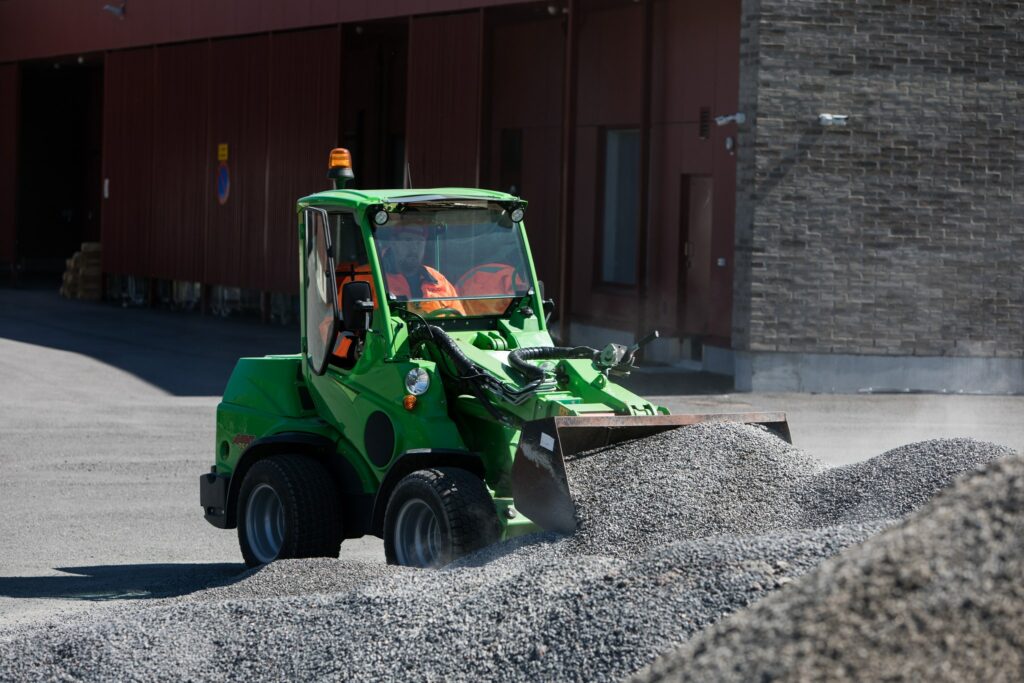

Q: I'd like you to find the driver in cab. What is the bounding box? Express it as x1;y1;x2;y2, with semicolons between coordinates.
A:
381;224;466;316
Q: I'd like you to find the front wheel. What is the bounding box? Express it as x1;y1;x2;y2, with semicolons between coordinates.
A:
236;455;343;567
383;468;500;568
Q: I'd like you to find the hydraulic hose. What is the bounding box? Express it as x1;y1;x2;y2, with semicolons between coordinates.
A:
413;324;479;377
410;323;512;424
508;346;599;382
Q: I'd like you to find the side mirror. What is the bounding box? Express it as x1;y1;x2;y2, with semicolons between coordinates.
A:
536;280;554;324
543;298;555;324
342;281;374;333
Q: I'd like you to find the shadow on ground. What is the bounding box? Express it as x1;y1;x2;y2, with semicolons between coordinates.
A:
0;287;294;396
0;564;246;602
0;286;730;397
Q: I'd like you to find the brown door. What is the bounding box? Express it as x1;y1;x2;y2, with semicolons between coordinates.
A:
679;174;714;336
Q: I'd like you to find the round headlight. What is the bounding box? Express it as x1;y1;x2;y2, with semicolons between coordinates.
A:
373;209;389;226
510;207;525;223
405;368;431;396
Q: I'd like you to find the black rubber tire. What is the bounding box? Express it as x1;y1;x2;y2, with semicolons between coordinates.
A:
236;454;343;567
383;467;500;568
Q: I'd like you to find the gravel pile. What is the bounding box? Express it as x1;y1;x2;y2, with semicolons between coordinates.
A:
0;424;1012;681
184;558;410;602
565;428;1008;556
633;453;1024;682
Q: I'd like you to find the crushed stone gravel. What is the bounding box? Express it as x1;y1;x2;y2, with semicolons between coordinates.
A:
632;453;1024;682
0;424;1013;681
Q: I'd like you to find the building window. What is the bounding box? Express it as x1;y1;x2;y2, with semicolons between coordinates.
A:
600;128;640;286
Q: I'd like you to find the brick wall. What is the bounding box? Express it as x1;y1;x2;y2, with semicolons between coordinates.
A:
734;0;1023;360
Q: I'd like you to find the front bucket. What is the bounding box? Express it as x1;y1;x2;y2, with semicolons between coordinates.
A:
511;412;791;534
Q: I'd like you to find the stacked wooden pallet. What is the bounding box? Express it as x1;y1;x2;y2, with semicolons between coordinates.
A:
60;242;102;301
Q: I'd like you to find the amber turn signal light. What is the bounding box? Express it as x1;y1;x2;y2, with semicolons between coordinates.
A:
403;395;417;411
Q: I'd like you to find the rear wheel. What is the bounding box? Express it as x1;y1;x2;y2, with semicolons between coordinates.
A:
383;467;500;568
237;454;343;567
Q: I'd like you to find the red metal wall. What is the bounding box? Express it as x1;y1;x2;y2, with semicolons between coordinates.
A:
205;35;271;290
264;27;341;292
151;41;209;283
486;14;564;291
49;1;741;342
0;65;17;265
647;0;740;341
102;27;340;293
570;2;644;329
708;0;741;341
102;48;155;276
0;0;529;64
406;12;483;187
568;0;740;341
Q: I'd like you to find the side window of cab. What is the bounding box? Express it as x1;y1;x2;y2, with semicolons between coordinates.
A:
330;212;375;310
329;212;375;368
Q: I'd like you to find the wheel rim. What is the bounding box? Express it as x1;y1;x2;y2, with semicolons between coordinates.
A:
393;499;443;568
246;483;285;564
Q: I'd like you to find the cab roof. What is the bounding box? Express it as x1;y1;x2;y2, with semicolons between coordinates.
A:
297;187;520;212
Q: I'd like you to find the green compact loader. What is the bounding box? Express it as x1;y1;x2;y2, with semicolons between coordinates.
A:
199;149;789;568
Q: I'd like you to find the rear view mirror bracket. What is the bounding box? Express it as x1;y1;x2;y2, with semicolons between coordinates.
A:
341;281;374;333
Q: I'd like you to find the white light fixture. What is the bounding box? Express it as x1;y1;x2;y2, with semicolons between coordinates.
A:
103;2;126;19
405;368;430;396
818;113;849;127
715;112;746;126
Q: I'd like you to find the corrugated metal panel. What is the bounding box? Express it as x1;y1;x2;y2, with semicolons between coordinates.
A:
101;48;155;276
205;34;270;290
0;65;17;265
571;3;644;328
576;4;642;127
151;41;209;282
265;27;341;293
486;15;563;291
406;12;482;187
709;0;741;340
0;0;531;63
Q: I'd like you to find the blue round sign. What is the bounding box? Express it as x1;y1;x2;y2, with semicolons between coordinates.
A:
216;162;230;205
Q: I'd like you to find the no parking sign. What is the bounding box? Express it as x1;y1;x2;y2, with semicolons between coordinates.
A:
216;161;230;205
216;143;230;205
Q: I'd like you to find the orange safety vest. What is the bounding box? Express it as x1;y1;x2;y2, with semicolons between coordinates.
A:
456;263;525;316
386;266;466;316
327;263;465;360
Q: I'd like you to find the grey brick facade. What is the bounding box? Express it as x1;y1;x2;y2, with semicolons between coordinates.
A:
734;0;1023;391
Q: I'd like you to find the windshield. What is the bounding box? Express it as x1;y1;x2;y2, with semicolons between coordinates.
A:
373;203;532;317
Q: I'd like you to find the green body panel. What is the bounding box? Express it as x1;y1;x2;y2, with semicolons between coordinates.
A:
213;186;666;540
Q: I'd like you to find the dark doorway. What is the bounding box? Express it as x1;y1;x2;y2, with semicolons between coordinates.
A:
340;21;408;190
17;58;103;278
679;174;714;338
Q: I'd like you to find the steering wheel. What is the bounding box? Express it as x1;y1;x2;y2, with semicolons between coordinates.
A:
424;307;465;319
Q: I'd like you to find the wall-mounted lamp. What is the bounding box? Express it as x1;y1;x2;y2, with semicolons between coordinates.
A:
818;113;849;127
715;112;746;127
103;2;127;19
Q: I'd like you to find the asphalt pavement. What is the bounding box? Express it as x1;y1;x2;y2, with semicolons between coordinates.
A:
1;287;1021;628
